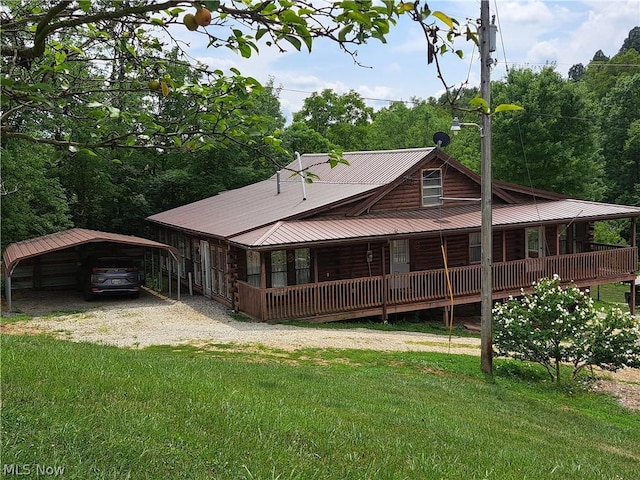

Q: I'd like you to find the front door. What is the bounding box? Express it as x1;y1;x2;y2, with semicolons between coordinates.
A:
526;227;545;273
390;239;410;291
526;227;545;259
390;239;410;274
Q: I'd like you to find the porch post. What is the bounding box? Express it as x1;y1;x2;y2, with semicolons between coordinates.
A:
260;252;267;321
313;251;319;314
381;244;388;323
631;218;638;315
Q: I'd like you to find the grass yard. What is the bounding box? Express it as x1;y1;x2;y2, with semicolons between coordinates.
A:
1;334;638;479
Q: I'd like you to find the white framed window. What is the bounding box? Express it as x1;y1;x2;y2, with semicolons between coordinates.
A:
469;232;481;263
422;169;442;206
246;250;261;287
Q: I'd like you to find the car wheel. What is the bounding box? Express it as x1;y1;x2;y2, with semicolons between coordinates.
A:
83;290;94;301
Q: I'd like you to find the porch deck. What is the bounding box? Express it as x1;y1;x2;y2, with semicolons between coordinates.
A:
236;247;638;322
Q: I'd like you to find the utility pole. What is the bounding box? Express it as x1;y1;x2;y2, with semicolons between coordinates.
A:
479;0;493;375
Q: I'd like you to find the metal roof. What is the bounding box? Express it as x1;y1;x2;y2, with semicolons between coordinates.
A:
146;146;640;249
230;199;640;248
2;227;179;274
147;148;435;238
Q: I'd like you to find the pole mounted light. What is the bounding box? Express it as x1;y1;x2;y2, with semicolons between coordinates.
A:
450;117;483;136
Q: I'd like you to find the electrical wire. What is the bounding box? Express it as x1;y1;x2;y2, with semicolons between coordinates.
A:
492;0;509;75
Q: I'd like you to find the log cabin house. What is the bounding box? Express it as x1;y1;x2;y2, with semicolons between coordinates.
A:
147;147;640;322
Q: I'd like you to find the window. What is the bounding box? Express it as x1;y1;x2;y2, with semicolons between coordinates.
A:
271;250;287;287
246;250;261;287
469;232;481;263
422;169;442;206
295;249;311;284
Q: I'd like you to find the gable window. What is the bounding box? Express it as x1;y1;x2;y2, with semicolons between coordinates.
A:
469;232;481;263
246;250;261;287
422;169;442;206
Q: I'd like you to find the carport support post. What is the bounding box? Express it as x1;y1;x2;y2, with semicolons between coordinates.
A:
177;262;181;300
4;274;12;312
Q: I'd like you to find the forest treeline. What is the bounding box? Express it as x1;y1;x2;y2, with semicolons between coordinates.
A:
2;14;639;249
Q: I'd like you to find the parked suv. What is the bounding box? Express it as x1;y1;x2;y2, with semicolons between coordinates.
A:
79;256;142;300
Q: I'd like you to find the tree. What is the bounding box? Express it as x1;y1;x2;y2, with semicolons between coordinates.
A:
292;89;375;151
366;99;451;151
583;48;640;100
620;26;640;54
0;140;72;248
491;67;604;200
281;122;336;156
568;63;585;82
1;1;408;156
493;276;640;382
599;74;640;204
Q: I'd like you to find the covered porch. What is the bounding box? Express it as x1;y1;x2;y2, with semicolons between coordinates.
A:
236;246;638;322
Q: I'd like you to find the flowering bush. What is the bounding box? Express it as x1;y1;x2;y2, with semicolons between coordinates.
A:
493;275;640;382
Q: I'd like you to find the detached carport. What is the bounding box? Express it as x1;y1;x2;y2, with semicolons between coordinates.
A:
2;228;181;311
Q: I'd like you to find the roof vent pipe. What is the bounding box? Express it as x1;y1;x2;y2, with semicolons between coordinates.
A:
295;151;307;201
276;170;281;194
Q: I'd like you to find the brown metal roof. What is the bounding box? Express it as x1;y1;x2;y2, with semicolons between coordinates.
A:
230;199;640;248
147;148;435;238
2;228;179;274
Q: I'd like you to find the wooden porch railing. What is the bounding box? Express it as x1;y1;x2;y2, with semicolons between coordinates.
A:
236;247;637;322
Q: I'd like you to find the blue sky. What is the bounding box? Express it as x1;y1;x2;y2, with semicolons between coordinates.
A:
176;1;640;120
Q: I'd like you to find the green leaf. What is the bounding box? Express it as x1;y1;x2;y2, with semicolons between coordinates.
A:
469;97;489;113
80;148;97;157
338;24;354;41
239;44;252;58
433;11;455;29
494;103;525;113
256;28;268;41
151;18;165;26
284;35;302;51
78;0;91;13
204;0;220;11
54;50;66;65
280;9;305;25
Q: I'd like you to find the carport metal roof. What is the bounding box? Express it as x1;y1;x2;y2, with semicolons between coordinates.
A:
2;228;181;311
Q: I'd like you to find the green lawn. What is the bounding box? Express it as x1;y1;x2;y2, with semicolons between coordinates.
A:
1;334;638;479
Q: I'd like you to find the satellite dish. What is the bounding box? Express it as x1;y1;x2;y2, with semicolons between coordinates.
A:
433;132;451;148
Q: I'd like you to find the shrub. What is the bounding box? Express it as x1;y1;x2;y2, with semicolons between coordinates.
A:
493;275;640;382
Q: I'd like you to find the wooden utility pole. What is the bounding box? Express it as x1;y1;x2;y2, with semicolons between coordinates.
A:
479;0;493;375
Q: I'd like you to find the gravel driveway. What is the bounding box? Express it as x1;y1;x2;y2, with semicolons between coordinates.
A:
2;288;481;354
